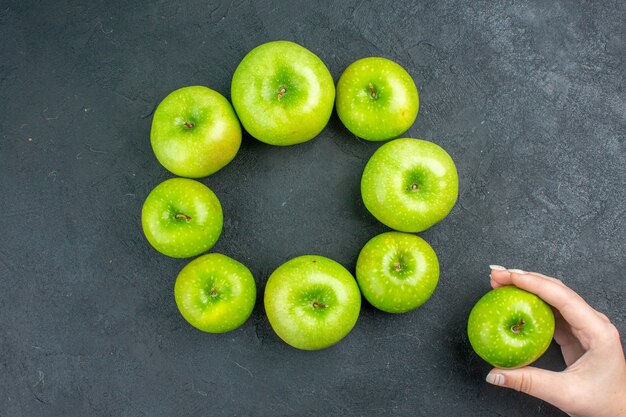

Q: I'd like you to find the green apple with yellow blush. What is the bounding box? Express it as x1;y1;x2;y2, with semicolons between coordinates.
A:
150;86;242;178
231;41;335;146
175;253;256;333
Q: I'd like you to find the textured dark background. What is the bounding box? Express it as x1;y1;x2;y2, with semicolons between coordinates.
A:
1;0;624;416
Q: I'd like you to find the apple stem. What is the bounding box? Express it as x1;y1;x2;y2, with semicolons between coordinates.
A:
183;121;194;128
312;300;328;309
175;213;192;222
210;288;218;298
277;86;287;101
368;82;377;99
511;319;526;334
410;183;419;191
394;262;402;271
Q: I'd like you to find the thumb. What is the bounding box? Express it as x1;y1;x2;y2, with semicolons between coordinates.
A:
486;366;569;409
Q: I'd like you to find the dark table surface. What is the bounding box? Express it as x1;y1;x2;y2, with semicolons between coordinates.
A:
1;0;624;416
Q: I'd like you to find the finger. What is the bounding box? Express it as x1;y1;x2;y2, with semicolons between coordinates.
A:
488;267;552;285
553;311;586;365
489;268;512;285
489;267;567;287
490;278;503;289
594;310;611;323
509;269;567;286
552;310;576;346
486;366;570;410
488;268;607;338
509;272;605;337
525;271;567;287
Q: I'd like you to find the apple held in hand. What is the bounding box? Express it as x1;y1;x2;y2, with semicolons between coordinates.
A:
231;41;335;146
336;57;419;141
467;286;555;369
141;178;223;258
151;86;242;178
264;255;361;350
175;253;256;333
361;138;458;232
356;232;439;313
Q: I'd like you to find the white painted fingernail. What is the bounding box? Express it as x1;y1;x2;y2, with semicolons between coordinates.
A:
509;269;527;274
489;265;506;270
486;372;505;386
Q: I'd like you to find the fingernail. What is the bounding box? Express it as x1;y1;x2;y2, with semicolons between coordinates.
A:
489;265;506;270
509;269;527;274
486;372;505;386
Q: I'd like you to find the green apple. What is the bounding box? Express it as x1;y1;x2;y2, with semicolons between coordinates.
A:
151;86;242;178
141;178;223;258
356;232;439;313
231;41;335;146
264;255;361;350
467;286;555;369
174;253;256;333
361;138;458;232
336;57;419;141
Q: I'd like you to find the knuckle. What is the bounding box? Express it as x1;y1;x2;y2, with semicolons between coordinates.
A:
533;279;549;299
513;372;533;394
595;322;621;346
521;372;534;394
607;323;621;341
596;312;610;322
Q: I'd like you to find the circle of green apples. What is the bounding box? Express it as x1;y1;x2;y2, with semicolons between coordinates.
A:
139;40;553;370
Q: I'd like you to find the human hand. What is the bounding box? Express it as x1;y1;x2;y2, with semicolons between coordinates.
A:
486;266;626;417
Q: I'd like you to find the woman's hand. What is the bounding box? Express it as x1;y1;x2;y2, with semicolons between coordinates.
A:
486;266;626;417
